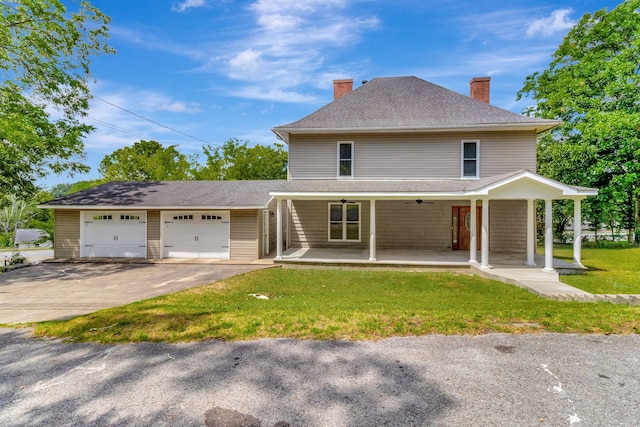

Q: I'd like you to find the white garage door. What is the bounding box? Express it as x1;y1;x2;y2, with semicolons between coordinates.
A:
162;211;230;259
82;211;147;258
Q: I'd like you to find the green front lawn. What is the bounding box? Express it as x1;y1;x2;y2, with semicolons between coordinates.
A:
553;246;640;294
32;267;639;343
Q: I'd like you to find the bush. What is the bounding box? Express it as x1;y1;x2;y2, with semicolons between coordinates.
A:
7;252;30;266
0;232;14;248
583;240;633;249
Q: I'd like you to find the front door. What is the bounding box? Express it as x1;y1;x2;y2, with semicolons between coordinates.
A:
452;206;482;250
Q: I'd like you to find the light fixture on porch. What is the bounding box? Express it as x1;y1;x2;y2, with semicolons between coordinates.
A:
416;199;423;204
340;199;347;204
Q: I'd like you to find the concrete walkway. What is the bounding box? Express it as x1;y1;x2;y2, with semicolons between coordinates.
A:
472;256;640;305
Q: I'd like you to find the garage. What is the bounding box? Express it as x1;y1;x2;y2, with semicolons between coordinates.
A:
81;211;147;258
162;211;230;259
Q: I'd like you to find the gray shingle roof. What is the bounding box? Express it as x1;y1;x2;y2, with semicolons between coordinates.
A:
269;170;597;197
272;76;560;141
39;173;596;209
270;171;523;195
40;180;287;208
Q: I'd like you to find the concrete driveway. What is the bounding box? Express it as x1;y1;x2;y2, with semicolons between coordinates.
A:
0;263;273;323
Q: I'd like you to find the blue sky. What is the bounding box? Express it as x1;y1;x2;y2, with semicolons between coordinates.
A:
49;0;620;186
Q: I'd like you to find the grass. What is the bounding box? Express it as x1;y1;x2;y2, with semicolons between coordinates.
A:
31;267;640;343
553;246;640;294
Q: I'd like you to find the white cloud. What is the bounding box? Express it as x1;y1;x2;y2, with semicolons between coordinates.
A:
216;0;379;101
111;1;380;103
172;0;208;12
229;86;318;103
527;9;576;38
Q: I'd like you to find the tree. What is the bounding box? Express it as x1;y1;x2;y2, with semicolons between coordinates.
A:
0;192;52;248
0;0;113;196
518;0;640;243
194;138;288;180
99;140;193;181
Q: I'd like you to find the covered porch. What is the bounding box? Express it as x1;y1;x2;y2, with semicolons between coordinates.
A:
271;171;598;273
276;247;583;272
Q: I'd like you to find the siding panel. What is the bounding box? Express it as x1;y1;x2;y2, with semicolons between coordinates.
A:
490;200;527;252
54;210;80;258
288;131;536;179
147;210;160;259
291;200;370;249
230;210;259;259
376;200;456;250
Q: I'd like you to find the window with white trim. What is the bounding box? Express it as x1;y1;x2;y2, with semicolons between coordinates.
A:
337;141;354;178
462;140;479;178
328;202;360;241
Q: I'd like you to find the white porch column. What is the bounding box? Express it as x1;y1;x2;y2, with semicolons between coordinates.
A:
480;199;490;269
275;198;283;260
544;199;554;272
526;199;536;266
573;198;583;267
369;199;376;261
469;199;477;263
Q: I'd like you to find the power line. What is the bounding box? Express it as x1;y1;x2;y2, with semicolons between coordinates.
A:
85;116;146;139
92;95;214;145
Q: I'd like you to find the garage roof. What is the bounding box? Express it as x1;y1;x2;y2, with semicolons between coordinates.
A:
40;180;287;209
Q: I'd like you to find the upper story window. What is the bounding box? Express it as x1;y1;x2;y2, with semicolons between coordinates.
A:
462;140;479;178
337;141;354;178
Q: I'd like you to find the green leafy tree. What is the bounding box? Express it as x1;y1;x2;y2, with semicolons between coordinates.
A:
518;0;640;243
99;140;193;181
0;0;114;196
195;138;287;180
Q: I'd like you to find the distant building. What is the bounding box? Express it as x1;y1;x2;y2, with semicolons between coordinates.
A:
14;229;51;249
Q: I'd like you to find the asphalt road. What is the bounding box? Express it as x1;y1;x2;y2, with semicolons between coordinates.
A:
1;329;638;426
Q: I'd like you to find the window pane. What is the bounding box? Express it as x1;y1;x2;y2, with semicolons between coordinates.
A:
339;160;352;176
346;204;359;221
330;223;343;240
330;204;343;221
339;143;352;160
463;142;476;159
346;223;359;240
463;160;477;177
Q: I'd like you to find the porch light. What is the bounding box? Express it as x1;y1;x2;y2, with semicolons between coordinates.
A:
416;199;423;204
340;199;347;204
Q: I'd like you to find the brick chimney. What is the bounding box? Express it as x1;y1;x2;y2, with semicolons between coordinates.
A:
470;77;490;103
333;79;353;100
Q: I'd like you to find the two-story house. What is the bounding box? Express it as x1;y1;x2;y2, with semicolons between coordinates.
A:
271;76;596;270
41;76;596;271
